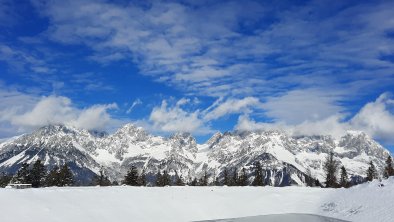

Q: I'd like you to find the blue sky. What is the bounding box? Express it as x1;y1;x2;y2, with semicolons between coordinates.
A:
0;0;394;149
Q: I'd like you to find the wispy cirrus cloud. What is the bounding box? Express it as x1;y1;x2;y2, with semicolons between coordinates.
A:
29;0;394;99
0;44;55;74
135;96;262;135
1;0;394;146
236;93;394;145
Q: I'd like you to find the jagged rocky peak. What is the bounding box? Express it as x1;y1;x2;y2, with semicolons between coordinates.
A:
29;124;99;142
0;123;392;186
169;132;197;152
339;130;389;158
33;124;79;135
88;129;108;138
206;132;223;147
112;123;149;141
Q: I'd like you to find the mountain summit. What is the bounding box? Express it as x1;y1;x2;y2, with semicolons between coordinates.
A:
0;124;390;185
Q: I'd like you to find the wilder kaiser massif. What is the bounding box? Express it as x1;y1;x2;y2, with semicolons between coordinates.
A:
0;124;390;185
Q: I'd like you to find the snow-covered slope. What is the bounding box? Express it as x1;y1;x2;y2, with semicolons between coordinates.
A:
1;177;393;222
197;130;390;185
0;124;199;184
0;124;391;185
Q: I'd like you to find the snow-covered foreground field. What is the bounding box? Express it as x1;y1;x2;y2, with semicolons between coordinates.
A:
1;178;393;222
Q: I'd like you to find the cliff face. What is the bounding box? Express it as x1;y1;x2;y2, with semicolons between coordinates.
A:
0;124;390;185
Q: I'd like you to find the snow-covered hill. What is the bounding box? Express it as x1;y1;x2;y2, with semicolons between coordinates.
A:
0;124;390;185
1;177;393;222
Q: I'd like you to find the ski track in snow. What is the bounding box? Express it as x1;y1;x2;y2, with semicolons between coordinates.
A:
1;178;393;222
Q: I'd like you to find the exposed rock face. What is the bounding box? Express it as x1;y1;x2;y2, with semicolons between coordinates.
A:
0;124;390;186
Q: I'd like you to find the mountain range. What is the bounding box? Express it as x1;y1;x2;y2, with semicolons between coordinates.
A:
0;124;390;186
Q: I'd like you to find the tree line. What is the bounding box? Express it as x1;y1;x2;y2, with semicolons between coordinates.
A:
0;160;74;188
121;161;315;187
1;154;393;188
323;153;394;188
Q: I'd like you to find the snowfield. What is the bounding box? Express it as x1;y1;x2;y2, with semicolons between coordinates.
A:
1;178;394;222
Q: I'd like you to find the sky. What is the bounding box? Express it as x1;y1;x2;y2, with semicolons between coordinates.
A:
0;0;394;149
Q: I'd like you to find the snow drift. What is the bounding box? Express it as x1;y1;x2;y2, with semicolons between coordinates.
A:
1;178;393;222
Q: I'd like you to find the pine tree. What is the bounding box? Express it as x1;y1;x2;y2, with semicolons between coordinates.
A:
366;161;378;182
45;166;60;186
155;171;163;186
383;156;394;179
30;159;46;188
214;173;221;186
91;169;111;186
199;171;208;186
339;166;349;188
175;173;185;186
252;161;264;186
222;168;229;186
0;172;12;187
323;152;339;188
137;169;147;186
231;168;238;186
238;167;248;186
189;177;198;186
123;166;139;186
13;163;31;184
58;163;74;186
305;168;314;187
315;179;321;187
161;170;171;186
112;181;119;186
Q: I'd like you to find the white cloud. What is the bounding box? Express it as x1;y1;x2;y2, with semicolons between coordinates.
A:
235;114;349;140
236;93;394;144
262;89;345;124
143;96;262;135
350;93;394;143
0;86;121;136
70;103;118;130
126;99;142;114
10;96;118;131
11;96;76;127
148;100;211;135
204;97;261;121
0;44;54;74
29;0;394;99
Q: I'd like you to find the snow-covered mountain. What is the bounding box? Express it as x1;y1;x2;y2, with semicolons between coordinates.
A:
0;124;390;185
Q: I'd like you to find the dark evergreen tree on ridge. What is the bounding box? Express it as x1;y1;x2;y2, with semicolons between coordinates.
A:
366;161;378;182
0;172;12;187
323;152;339;188
214;173;221;186
189;177;198;186
137;169;147;186
13;162;31;184
161;170;171;186
174;172;185;186
238;167;248;186
30;159;46;188
91;168;111;186
58;163;74;186
156;170;171;186
383;156;394;179
45;166;60;187
222;168;230;186
315;179;321;187
199;171;209;186
252;161;264;186
339;166;350;188
123;166;139;186
155;171;163;186
305;168;314;187
230;168;238;186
